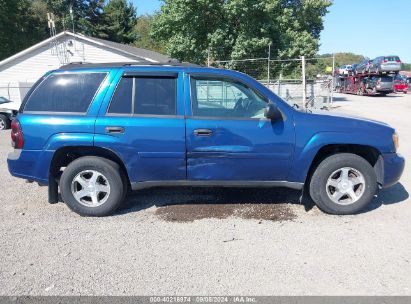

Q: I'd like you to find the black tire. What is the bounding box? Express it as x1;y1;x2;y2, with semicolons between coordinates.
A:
0;114;10;130
60;156;125;216
309;153;377;215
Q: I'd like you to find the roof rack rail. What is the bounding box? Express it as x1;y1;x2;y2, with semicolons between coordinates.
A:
59;60;202;70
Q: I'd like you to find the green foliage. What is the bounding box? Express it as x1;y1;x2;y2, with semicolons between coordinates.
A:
152;0;332;64
0;0;140;61
332;52;365;67
43;0;105;35
304;53;365;79
402;63;411;71
98;0;137;43
133;15;165;53
0;0;49;60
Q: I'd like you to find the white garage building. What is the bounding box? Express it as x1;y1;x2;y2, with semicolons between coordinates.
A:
0;31;170;103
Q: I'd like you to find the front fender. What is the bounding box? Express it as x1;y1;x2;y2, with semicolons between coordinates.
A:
287;131;388;183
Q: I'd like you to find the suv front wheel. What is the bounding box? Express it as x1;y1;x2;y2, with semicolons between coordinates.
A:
60;156;125;216
309;153;377;214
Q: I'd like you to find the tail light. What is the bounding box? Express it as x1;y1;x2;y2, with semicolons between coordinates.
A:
383;60;388;63
11;119;24;149
396;60;401;63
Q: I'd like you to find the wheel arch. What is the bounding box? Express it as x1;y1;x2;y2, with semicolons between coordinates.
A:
305;144;383;187
49;146;130;187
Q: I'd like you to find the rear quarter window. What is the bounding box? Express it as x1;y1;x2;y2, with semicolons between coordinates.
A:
384;56;400;62
24;73;107;113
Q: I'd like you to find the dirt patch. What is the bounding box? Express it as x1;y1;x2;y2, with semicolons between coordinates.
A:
155;203;297;223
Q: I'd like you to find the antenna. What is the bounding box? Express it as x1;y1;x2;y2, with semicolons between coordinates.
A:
47;13;56;37
47;12;69;64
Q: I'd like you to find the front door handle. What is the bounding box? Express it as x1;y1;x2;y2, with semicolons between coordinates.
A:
193;129;213;136
105;126;125;134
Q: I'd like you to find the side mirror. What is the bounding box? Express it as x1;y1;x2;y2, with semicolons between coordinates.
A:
264;103;282;121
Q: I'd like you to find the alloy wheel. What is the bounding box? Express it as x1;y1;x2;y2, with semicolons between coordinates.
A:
70;170;111;207
326;167;365;205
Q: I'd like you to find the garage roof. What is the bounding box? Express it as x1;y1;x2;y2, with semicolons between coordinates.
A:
0;31;171;67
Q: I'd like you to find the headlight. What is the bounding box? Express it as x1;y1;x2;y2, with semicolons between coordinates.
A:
393;132;399;150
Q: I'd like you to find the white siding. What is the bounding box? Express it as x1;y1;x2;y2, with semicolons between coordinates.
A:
0;35;139;103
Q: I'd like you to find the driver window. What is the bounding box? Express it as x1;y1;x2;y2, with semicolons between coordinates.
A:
191;77;267;118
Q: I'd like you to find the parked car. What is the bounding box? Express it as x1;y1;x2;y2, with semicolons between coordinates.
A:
369;56;402;74
355;59;373;75
408;78;411;91
350;64;358;75
393;74;408;93
338;65;353;76
365;76;394;95
0;96;19;130
7;63;405;216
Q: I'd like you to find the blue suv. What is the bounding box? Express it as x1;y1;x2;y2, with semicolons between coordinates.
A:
7;62;405;216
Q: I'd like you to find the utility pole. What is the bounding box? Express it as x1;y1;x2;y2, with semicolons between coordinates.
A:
302;55;306;108
207;48;210;67
330;53;335;107
267;43;272;86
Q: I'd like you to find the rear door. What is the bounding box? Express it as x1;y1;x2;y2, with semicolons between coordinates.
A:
94;68;186;184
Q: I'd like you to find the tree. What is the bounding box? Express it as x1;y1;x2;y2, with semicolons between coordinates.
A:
133;14;164;53
304;52;365;78
152;0;332;64
43;0;105;35
0;0;49;60
402;63;411;71
98;0;137;44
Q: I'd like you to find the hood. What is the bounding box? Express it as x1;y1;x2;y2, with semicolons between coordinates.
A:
0;101;20;111
309;109;391;129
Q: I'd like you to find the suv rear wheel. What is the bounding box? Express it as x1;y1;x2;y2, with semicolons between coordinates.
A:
60;156;125;216
309;153;377;214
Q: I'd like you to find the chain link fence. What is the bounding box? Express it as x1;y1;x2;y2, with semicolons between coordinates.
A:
209;49;335;109
0;82;33;103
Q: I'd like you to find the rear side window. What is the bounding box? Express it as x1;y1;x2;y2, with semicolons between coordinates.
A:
108;76;176;116
24;73;106;113
134;77;176;115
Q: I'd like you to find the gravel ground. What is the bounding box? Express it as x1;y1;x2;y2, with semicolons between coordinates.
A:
0;92;410;295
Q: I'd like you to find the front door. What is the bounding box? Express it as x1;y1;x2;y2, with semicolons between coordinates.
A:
185;74;294;181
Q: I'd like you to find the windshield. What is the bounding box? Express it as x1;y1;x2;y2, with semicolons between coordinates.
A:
0;97;11;104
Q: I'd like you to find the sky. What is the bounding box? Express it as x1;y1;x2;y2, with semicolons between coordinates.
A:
130;0;411;63
131;0;161;15
319;0;411;63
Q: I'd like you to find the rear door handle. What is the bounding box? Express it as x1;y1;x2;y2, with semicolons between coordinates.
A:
105;126;125;134
193;129;213;136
